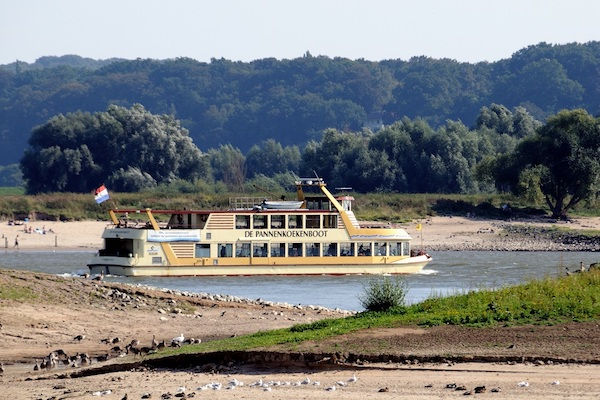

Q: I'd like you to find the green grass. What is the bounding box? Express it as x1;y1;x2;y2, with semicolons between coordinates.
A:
154;270;600;357
0;187;25;196
0;188;596;221
0;285;37;301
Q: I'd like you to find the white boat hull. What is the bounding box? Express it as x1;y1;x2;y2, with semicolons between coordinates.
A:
88;255;432;277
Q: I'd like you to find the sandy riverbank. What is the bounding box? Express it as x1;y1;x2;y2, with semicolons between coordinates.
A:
2;257;600;398
1;270;600;399
1;216;600;252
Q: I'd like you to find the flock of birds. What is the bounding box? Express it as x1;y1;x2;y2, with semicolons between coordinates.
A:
155;374;359;396
29;333;200;372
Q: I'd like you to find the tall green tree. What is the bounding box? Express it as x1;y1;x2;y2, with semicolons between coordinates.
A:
20;104;209;193
487;109;600;218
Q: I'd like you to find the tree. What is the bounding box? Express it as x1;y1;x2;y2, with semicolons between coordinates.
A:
245;139;300;178
208;144;246;190
488;109;600;218
20;104;209;193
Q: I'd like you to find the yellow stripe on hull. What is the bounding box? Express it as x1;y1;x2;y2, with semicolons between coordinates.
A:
89;256;431;277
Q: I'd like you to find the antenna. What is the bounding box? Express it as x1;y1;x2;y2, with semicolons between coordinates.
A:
312;170;324;183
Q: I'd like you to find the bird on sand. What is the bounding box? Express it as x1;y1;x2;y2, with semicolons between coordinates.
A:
172;333;185;344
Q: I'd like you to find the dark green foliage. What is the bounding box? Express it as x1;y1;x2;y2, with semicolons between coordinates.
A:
359;277;407;312
0;164;23;186
302;115;522;193
245;139;301;178
485;109;600;218
3;42;600;165
20;104;209;193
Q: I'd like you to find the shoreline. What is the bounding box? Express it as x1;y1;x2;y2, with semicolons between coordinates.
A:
1;216;599;252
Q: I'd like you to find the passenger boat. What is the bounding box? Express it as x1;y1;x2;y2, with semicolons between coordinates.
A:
87;178;432;276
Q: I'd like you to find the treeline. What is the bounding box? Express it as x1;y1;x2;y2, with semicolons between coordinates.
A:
20;103;537;194
2;42;600;164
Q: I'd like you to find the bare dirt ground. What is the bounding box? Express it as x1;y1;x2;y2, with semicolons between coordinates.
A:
4;362;600;400
0;270;343;364
403;216;600;251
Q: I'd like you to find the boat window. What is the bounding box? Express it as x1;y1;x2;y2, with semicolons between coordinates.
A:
323;242;337;257
357;242;372;256
340;242;354;256
270;215;285;229
374;242;387;256
305;243;320;257
306;215;320;229
218;243;233;258
193;214;208;229
307;198;331;210
235;215;250;229
195;244;210;258
253;215;267;229
288;215;303;229
101;238;134;257
390;242;402;256
236;242;250;257
168;214;187;229
402;242;410;256
323;215;337;228
253;243;268;257
288;242;303;257
270;243;285;257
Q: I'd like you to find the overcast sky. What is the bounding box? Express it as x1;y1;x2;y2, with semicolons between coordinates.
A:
1;0;599;65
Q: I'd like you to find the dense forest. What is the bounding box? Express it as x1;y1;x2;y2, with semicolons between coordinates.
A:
2;42;600;168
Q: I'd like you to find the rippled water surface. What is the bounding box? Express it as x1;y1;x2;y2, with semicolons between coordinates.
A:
1;250;598;311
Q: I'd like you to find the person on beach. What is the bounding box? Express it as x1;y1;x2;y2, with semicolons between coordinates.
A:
14;235;19;249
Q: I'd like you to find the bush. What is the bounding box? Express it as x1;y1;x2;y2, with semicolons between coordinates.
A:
359;276;407;311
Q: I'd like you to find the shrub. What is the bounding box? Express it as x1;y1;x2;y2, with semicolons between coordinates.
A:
359;276;407;311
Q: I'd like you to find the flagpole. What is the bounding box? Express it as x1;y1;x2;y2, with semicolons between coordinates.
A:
420;219;423;251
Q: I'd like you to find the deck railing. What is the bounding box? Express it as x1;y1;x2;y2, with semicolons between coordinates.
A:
228;197;267;210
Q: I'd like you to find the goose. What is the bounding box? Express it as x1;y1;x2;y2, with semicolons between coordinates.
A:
74;334;85;341
151;335;158;349
348;374;358;383
33;360;40;371
157;340;166;349
172;333;185;344
125;344;140;356
80;353;90;365
0;362;4;374
110;345;123;354
129;339;140;347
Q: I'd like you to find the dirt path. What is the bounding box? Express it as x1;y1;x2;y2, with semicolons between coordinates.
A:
2;362;600;399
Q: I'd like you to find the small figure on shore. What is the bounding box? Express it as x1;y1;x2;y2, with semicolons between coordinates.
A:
14;235;19;249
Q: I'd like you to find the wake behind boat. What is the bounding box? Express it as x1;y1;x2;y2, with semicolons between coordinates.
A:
88;179;432;276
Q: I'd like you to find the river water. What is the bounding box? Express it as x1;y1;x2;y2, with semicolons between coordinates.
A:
1;250;598;311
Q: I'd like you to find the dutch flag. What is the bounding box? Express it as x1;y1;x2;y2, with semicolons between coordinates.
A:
94;185;110;204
